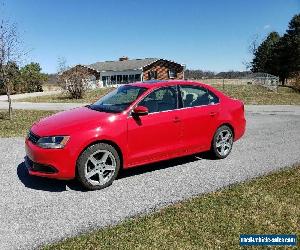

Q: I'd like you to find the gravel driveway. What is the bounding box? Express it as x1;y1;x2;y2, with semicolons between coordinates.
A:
0;110;299;249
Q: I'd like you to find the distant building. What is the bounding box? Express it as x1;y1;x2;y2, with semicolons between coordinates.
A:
66;57;185;87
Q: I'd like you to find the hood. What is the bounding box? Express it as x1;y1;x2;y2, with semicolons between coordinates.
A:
31;107;116;136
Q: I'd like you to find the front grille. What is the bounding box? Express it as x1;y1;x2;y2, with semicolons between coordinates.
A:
28;131;40;144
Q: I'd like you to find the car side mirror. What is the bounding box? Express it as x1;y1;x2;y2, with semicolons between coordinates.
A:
132;106;148;116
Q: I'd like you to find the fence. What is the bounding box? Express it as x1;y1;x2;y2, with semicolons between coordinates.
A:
191;73;280;91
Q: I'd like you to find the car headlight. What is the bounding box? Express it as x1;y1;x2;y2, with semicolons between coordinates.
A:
36;136;70;149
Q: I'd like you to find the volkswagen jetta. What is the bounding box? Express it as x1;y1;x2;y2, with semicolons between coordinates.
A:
25;80;246;190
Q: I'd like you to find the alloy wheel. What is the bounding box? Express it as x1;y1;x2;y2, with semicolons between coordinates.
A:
215;129;233;157
84;150;117;186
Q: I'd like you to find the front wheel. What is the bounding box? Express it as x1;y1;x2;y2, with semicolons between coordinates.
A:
77;143;120;190
211;125;233;159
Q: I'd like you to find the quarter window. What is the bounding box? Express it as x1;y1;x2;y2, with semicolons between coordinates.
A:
180;85;219;107
139;86;178;113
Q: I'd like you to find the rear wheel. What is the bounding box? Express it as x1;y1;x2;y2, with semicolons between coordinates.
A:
211;125;233;159
77;143;120;190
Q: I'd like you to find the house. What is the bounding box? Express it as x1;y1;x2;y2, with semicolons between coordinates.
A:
66;57;185;87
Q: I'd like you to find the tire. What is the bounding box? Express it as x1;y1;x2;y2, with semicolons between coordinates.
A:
77;143;121;190
211;125;233;159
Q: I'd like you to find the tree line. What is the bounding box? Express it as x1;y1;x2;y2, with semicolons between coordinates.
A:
185;69;251;79
251;14;300;85
0;62;47;95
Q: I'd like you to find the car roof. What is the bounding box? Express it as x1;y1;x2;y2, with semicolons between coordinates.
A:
128;80;208;89
128;80;228;100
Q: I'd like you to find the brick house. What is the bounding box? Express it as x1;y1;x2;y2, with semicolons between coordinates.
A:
67;57;185;87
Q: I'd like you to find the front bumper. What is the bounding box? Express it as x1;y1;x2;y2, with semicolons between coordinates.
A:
25;139;76;180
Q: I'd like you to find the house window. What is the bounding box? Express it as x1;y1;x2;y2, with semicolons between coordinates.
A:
123;75;128;83
148;70;157;80
102;76;109;86
134;74;141;81
168;69;177;79
129;74;135;82
111;75;116;84
117;75;122;83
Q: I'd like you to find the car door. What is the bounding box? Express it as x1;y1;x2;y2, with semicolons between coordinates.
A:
177;84;220;153
127;86;183;166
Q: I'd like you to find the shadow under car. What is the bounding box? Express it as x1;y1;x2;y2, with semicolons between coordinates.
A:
17;151;215;192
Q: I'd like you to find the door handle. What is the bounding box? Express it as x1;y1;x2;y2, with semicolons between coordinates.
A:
173;117;181;123
209;112;218;117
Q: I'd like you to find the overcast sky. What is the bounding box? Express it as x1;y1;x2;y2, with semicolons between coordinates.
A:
2;0;299;73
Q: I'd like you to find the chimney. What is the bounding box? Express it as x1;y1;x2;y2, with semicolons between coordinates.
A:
119;56;129;61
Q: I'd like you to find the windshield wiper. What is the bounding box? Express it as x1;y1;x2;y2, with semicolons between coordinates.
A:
87;105;120;113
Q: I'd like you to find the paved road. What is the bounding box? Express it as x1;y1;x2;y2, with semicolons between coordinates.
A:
0;110;300;249
0;91;61;101
0;101;87;111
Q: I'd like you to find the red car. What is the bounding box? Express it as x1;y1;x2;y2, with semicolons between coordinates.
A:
25;80;246;190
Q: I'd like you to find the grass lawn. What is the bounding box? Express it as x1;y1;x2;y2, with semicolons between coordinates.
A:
19;84;300;105
43;165;300;250
212;84;300;105
0;110;56;137
18;87;114;104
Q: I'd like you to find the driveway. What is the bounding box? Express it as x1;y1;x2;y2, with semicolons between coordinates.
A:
0;110;299;249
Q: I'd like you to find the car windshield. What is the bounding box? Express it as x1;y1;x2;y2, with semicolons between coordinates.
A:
88;85;147;113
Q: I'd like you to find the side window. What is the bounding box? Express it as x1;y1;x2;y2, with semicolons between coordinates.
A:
180;85;219;107
139;86;178;113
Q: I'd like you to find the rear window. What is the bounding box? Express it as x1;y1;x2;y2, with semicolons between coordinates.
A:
180;85;219;107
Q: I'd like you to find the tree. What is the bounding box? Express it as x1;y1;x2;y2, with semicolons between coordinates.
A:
0;19;22;119
251;32;281;76
56;56;69;86
4;61;21;92
285;14;300;72
184;69;216;79
20;63;47;92
58;58;93;99
250;14;300;84
277;14;300;84
216;70;251;79
0;61;20;94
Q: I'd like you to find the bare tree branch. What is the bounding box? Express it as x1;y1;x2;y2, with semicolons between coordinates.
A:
0;17;24;119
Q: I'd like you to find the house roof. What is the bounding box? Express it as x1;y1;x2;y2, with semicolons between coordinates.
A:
88;58;159;72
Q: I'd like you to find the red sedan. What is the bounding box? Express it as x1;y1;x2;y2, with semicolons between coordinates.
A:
25;80;246;190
